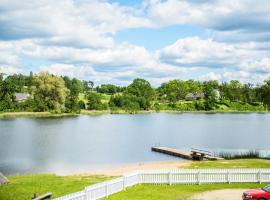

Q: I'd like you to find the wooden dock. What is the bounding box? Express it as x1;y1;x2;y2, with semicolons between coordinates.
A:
151;147;223;161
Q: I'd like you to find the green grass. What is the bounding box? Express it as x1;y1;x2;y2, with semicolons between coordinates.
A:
218;151;261;160
107;183;263;200
0;174;113;200
1;160;270;200
0;112;79;118
187;159;270;169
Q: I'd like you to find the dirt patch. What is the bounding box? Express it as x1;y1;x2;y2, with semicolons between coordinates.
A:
190;189;246;200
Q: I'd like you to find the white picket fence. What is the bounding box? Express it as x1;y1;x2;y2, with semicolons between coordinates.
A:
54;169;270;200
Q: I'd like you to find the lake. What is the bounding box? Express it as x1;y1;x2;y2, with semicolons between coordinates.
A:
0;113;270;175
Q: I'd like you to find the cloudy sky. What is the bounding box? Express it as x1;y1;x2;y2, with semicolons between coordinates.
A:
0;0;270;86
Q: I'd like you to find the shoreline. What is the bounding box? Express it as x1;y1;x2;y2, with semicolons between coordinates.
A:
0;109;268;119
57;160;191;176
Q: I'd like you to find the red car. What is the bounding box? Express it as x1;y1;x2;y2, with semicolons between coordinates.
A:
243;185;270;200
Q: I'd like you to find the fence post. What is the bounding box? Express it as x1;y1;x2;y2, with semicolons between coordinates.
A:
227;171;230;184
258;170;261;184
84;188;88;200
197;170;201;185
123;176;126;190
168;171;172;185
106;182;109;198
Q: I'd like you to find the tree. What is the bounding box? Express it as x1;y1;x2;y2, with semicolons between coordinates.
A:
63;77;84;113
86;92;106;110
203;80;219;110
4;74;28;92
97;84;119;94
0;76;16;111
82;80;94;92
109;94;140;113
32;72;69;113
125;78;155;110
257;79;270;110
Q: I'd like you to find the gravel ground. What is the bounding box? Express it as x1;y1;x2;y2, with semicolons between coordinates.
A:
190;189;246;200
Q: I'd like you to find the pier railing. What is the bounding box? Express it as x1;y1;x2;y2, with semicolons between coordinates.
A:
54;169;270;200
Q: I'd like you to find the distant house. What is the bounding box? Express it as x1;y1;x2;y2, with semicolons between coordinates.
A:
15;93;30;102
213;89;221;99
186;92;205;101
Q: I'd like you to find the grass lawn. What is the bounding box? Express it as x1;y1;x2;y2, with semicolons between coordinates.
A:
187;159;270;169
106;159;270;200
0;174;113;200
1;159;270;200
106;183;263;200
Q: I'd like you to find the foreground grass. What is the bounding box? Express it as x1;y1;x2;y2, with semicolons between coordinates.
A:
0;174;113;200
107;183;263;200
1;160;270;200
188;159;270;169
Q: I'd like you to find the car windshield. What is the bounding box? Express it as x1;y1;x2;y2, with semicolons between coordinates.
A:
262;185;270;192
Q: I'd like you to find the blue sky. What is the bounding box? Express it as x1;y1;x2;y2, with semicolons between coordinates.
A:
0;0;270;86
114;25;207;51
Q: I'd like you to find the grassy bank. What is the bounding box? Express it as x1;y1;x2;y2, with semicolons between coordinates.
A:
1;159;270;200
107;183;263;200
0;112;79;119
187;159;270;169
0;174;113;200
0;109;268;119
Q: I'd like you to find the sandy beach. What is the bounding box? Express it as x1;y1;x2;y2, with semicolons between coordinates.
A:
68;161;191;176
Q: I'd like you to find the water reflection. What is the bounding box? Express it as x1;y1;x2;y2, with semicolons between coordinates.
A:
0;113;269;174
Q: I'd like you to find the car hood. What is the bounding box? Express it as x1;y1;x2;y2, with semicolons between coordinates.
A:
244;189;266;195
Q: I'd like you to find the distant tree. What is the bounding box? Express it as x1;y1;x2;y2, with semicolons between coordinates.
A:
86;92;106;110
242;83;257;103
109;94;140;113
4;74;28;92
97;84;119;94
82;80;94;92
158;80;202;102
0;75;17;111
257;79;270;110
62;77;84;113
220;80;243;101
203;80;219;110
125;78;155;110
32;72;69;113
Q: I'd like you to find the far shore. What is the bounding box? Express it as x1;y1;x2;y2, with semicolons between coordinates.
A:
0;109;268;119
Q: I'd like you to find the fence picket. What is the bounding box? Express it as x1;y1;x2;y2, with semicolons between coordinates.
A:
54;169;270;200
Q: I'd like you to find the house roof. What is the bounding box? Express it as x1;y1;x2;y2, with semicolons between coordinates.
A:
15;93;30;101
186;93;195;98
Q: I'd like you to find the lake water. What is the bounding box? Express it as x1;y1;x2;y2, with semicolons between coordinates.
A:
0;113;270;175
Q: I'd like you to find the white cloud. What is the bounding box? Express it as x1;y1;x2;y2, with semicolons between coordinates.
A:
1;0;270;85
0;66;22;75
159;36;270;75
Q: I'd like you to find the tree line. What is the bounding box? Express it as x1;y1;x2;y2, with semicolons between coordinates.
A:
1;71;270;113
